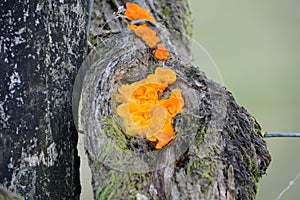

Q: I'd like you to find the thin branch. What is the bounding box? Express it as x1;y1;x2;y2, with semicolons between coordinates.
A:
275;172;300;200
264;132;300;138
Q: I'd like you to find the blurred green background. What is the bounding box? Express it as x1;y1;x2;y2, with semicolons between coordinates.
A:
189;0;300;199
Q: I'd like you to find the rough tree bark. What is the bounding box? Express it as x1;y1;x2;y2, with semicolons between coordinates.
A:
75;0;271;200
0;1;88;199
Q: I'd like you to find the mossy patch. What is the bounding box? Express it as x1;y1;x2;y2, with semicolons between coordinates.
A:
93;163;151;200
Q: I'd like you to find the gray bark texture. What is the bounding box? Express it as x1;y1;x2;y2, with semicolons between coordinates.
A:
0;0;88;199
76;0;271;200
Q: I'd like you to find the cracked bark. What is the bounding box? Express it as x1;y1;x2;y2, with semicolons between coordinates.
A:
76;0;271;200
0;1;88;199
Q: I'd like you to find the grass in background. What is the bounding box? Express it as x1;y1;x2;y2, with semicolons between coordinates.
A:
190;0;300;199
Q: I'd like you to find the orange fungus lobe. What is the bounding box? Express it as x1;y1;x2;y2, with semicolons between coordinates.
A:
124;2;156;22
131;24;160;48
153;44;169;61
116;67;184;149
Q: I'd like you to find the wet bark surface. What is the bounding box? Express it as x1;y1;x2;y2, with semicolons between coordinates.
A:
0;1;88;199
75;0;271;199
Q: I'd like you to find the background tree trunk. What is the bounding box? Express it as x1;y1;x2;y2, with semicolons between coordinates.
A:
0;1;88;199
75;0;271;199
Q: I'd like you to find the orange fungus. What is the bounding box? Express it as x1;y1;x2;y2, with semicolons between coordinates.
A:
116;67;184;149
124;3;169;60
130;24;160;48
153;44;169;61
124;2;156;22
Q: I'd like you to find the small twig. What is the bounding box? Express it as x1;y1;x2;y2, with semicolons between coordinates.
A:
275;172;300;200
263;132;300;138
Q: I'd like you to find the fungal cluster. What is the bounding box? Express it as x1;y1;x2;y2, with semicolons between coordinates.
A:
124;3;169;61
116;67;184;149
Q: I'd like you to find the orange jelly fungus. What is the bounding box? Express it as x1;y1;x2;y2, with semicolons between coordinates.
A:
128;24;160;48
124;3;169;61
153;44;169;61
116;67;184;149
124;2;156;22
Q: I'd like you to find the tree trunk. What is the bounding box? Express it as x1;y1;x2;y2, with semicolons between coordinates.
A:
0;1;88;199
75;0;271;199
